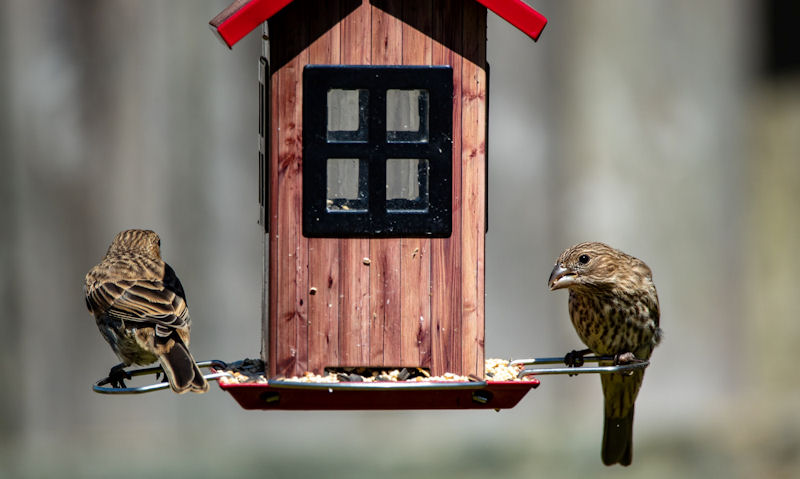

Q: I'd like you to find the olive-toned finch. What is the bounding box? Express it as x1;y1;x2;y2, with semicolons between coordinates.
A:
549;242;661;466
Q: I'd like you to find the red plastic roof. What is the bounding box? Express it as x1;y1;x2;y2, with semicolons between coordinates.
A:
210;0;547;48
476;0;547;41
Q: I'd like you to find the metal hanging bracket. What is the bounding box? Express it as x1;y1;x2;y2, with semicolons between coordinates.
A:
92;360;231;394
512;356;650;379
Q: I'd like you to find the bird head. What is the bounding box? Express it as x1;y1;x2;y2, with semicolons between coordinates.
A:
107;229;162;260
548;241;651;292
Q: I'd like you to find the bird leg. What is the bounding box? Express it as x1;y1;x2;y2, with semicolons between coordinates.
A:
104;363;132;389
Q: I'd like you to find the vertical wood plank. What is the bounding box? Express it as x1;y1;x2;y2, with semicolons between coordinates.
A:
368;239;401;365
271;23;296;378
338;0;371;366
307;0;342;374
270;4;308;376
267;23;281;378
460;1;487;378
341;0;371;65
277;43;308;375
473;5;487;380
400;0;433;368
371;1;402;65
430;0;463;376
401;0;432;65
370;0;404;367
400;237;430;365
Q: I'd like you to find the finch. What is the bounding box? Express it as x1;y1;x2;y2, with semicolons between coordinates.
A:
548;242;661;466
85;229;208;394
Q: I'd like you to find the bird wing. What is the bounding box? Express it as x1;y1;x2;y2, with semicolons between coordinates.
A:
86;278;190;333
162;262;187;303
643;284;660;328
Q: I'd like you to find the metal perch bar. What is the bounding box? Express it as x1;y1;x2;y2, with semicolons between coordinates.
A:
92;360;230;394
512;356;650;377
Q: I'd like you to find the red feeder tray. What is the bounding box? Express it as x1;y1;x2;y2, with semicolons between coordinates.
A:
217;379;540;411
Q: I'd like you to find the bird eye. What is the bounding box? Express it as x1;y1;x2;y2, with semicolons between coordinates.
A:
578;254;590;264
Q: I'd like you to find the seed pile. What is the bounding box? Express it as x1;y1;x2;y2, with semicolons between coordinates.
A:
484;358;525;381
218;358;530;385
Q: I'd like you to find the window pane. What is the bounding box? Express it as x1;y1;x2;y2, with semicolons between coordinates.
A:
386;89;429;143
304;65;453;237
327;158;367;211
327;89;368;142
386;158;429;212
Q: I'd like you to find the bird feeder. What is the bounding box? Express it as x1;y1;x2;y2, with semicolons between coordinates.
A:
91;1;651;411
205;0;549;410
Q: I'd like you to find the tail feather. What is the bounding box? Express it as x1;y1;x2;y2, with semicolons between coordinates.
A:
602;407;633;466
601;368;642;466
158;340;209;394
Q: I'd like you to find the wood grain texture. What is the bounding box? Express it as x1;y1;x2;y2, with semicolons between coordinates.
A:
400;237;430;366
400;0;433;368
371;0;402;66
307;0;341;374
430;0;463;376
273;11;310;378
401;0;432;65
265;0;488;378
460;1;487;378
369;239;402;365
337;0;371;366
370;1;404;367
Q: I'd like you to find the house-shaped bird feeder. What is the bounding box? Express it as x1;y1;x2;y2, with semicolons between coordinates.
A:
209;0;548;410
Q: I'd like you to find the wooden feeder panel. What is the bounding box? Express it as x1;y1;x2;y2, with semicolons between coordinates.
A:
264;0;489;381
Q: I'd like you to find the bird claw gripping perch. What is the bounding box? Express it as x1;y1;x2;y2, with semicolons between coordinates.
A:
612;352;645;376
93;360;231;394
563;348;592;376
613;352;639;365
98;363;134;389
511;356;650;379
564;349;590;368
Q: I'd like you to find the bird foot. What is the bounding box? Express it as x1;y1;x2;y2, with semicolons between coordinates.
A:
102;363;132;389
564;349;592;376
613;352;639;365
564;349;591;367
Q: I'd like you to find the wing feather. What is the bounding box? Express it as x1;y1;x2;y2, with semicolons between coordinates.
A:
87;278;190;331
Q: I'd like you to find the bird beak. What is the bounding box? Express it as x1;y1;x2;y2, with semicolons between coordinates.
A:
548;263;576;290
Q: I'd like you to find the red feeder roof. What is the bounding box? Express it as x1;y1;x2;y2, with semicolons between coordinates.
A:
210;0;547;48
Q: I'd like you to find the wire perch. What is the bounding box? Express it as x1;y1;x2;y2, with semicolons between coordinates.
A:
93;360;230;394
512;356;650;378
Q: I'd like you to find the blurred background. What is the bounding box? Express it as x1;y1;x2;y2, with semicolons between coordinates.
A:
2;0;799;477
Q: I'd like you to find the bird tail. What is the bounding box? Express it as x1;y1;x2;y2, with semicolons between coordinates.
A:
602;405;634;466
158;338;209;394
600;368;642;466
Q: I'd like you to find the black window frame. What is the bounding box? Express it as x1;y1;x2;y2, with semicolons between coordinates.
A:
303;65;453;238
